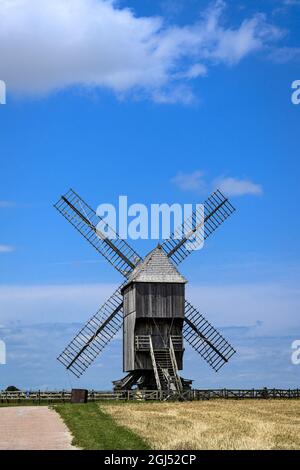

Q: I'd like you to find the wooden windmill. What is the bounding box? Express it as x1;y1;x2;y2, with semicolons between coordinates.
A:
54;189;236;391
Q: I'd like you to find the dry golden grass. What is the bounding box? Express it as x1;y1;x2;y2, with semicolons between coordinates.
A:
101;400;300;450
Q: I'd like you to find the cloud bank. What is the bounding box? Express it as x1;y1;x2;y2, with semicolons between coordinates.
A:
215;176;263;196
0;201;15;208
171;170;262;196
1;310;299;389
0;280;299;389
0;280;299;335
0;245;15;253
0;0;282;102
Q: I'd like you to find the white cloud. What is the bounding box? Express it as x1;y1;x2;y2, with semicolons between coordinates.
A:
171;170;262;196
0;244;15;253
2;321;299;389
214;176;263;196
202;10;282;65
0;281;298;336
1;281;299;388
187;281;300;335
283;0;300;5
0;0;282;103
171;170;207;191
0;201;15;208
269;47;300;63
0;283;117;324
175;63;208;80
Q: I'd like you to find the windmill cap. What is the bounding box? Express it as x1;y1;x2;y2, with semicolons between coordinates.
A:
123;245;187;289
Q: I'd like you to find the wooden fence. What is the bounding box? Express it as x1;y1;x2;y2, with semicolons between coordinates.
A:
1;388;300;403
0;390;72;404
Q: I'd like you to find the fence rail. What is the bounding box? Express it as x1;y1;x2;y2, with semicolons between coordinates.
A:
1;388;300;403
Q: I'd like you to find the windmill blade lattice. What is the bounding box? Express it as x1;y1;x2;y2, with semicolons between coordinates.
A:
183;301;236;372
57;286;124;378
54;189;141;277
162;190;235;265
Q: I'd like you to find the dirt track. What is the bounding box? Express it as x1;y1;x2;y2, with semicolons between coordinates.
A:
0;406;76;450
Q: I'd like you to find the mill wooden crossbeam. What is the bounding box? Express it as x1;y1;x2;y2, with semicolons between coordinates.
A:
54;188;236;391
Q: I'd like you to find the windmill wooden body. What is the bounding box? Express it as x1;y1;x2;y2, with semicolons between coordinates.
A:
121;247;187;390
54;189;236;392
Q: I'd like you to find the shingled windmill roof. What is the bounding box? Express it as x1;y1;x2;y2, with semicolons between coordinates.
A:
124;245;187;286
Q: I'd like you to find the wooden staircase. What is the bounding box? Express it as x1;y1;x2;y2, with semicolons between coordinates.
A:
154;350;176;391
151;343;183;393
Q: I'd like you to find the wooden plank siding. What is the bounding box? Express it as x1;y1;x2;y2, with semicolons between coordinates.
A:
123;282;185;372
135;283;185;319
123;309;136;372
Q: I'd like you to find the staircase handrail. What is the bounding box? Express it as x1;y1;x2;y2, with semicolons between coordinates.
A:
149;336;162;391
169;338;183;392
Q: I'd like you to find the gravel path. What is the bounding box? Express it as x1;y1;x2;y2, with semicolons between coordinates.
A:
0;406;77;450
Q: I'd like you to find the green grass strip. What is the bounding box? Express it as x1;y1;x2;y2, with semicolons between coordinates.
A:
54;402;150;450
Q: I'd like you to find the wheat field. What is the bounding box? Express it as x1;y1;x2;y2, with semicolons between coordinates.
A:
101;400;300;450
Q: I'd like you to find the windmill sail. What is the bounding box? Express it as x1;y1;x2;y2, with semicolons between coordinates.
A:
54;189;141;277
161;190;235;265
57;286;124;378
55;187;237;383
183;301;236;372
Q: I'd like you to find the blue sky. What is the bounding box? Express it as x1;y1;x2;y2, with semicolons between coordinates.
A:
0;0;300;390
